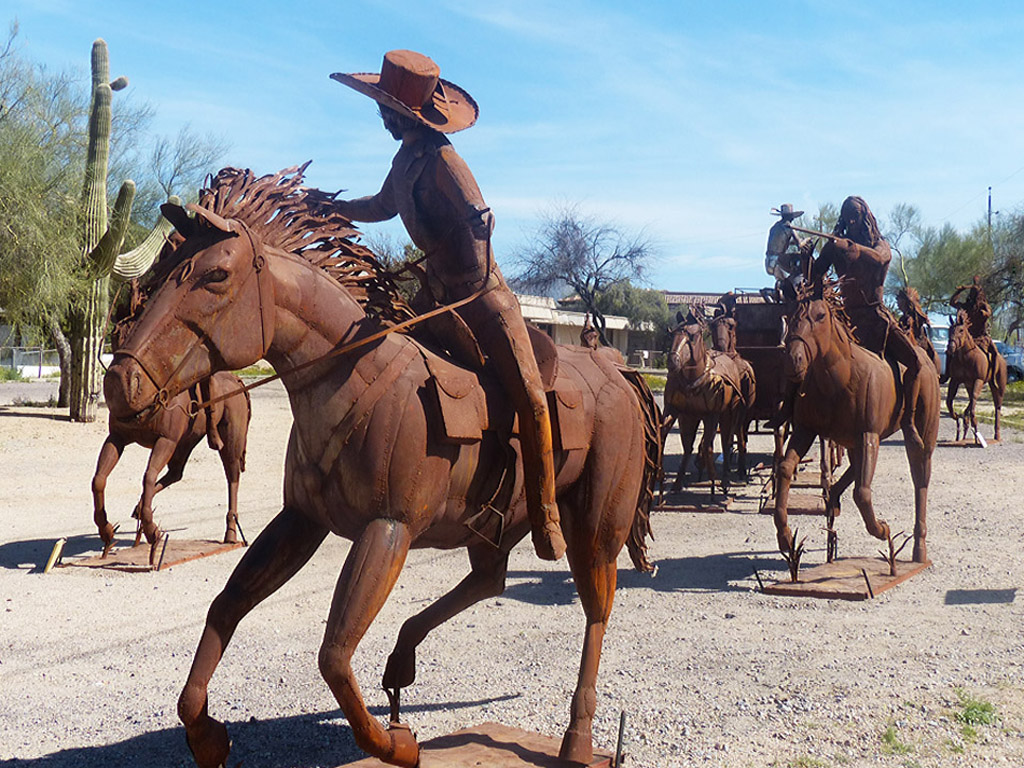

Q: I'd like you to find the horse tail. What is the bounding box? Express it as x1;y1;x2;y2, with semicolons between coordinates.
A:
617;367;662;573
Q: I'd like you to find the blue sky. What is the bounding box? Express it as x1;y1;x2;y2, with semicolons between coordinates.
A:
10;0;1024;293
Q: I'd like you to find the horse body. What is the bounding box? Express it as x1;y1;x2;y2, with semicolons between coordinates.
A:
773;295;939;571
945;316;1006;443
709;312;756;479
662;316;745;497
91;371;250;551
104;169;658;768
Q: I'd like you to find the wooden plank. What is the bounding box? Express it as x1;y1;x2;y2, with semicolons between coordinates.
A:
339;722;612;767
763;556;930;601
63;539;245;573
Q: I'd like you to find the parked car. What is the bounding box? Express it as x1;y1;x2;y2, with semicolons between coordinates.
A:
994;340;1024;382
928;324;949;378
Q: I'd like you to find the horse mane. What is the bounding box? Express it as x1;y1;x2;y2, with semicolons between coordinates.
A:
794;280;857;346
141;164;416;328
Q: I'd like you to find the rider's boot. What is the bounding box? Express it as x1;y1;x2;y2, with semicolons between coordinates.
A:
523;414;566;561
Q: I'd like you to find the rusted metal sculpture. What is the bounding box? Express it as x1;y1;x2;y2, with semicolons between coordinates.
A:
946;310;1007;443
327;50;566;563
773;283;940;580
709;294;756;480
103;166;661;768
92;370;250;556
896;286;942;375
662;308;747;499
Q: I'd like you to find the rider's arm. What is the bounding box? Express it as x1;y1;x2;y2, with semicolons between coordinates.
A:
332;171;398;223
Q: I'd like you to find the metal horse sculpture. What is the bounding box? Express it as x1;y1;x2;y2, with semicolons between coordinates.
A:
773;285;940;579
662;310;747;499
103;167;660;768
91;370;250;555
708;308;756;480
945;311;1007;443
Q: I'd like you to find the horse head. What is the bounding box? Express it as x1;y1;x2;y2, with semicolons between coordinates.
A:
783;286;837;384
668;308;708;380
947;310;975;356
709;312;736;354
105;202;275;419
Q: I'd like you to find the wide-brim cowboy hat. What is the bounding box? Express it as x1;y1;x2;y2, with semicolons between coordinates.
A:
771;203;804;220
331;49;478;134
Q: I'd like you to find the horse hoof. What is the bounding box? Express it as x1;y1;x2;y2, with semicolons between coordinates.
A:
559;726;594;764
383;649;416;690
385;722;420;767
185;716;231;768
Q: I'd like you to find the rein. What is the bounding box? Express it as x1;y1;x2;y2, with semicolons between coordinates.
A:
171;226;495;415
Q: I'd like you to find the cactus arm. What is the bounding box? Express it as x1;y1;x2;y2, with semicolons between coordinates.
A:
113;196;181;280
90;180;136;275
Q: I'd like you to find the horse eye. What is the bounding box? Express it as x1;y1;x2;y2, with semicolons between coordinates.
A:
205;268;229;284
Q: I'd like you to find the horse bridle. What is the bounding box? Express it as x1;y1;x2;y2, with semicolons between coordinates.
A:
115;221;272;418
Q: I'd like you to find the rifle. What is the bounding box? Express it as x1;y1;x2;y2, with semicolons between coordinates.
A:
787;224;840;242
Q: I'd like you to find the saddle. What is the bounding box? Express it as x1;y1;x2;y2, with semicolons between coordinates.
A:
419;332;587;451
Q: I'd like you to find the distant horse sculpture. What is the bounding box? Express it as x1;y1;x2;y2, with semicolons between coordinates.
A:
946;311;1006;443
773;285;940;579
103;166;660;768
709;306;756;480
91;370;250;555
662;309;747;499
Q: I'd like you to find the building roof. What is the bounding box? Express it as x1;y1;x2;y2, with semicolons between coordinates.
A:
517;294;631;330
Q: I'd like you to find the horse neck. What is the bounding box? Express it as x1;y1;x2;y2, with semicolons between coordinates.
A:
807;307;853;386
263;250;382;396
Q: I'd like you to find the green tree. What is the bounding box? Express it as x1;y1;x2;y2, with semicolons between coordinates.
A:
509;203;657;346
594;281;672;349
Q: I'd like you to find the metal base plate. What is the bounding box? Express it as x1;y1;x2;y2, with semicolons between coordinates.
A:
763;556;930;601
762;492;832;516
63;539;244;573
338;722;613;767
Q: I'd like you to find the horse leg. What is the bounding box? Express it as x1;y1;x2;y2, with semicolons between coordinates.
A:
991;366;1005;442
968;379;984;444
559;541;618;764
702;416;720;500
946;378;960;440
672;417;698;492
773;427;816;555
318;518;419;767
383;542;510;699
850;433;890;542
92;436;126;553
178;507;328;768
153;437;200;494
136;436;179;549
216;440;243;545
824;462;857;562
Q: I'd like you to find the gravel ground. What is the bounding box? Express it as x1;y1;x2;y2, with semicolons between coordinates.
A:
1;379;1022;768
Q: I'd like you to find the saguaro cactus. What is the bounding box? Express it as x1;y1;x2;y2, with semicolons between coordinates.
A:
68;39;135;422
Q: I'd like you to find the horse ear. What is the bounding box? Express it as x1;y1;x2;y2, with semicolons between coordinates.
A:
676;310;685;324
186;203;238;235
160;202;195;237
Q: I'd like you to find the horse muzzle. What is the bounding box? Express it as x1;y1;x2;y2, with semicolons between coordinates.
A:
104;356;161;419
784;340;809;383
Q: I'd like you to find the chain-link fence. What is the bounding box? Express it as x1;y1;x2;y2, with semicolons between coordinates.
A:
0;346;60;378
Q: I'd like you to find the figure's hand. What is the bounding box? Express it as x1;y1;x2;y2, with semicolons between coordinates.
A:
833;237;859;259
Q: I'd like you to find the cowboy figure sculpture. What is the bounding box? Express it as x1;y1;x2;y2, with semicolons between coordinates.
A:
764;203;814;303
326;50;565;561
950;275;996;363
809;196;925;449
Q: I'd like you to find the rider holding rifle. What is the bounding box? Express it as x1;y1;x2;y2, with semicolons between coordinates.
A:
326;50;566;561
808;196;924;447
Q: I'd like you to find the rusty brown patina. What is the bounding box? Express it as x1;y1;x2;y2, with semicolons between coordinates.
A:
946;309;1007;443
773;282;940;581
662;308;747;500
105;165;661;768
92;371;250;557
